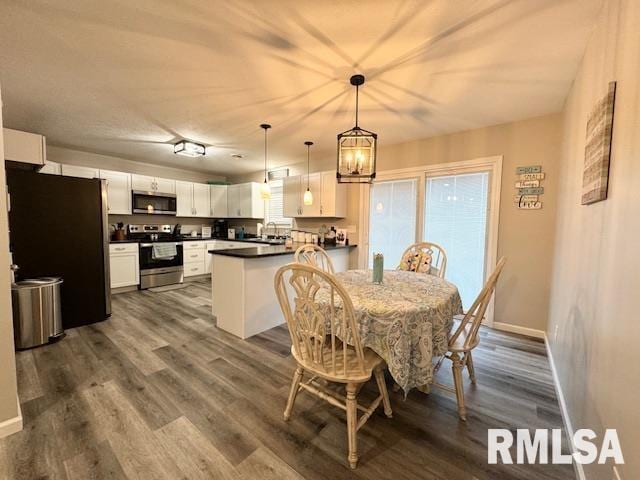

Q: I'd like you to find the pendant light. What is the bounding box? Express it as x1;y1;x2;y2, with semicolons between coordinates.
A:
337;74;377;183
303;141;314;206
259;123;271;200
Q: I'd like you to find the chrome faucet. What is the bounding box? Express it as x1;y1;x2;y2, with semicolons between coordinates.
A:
266;221;279;238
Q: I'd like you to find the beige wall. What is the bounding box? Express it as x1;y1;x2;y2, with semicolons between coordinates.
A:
235;113;562;332
0;87;20;433
47;145;226;184
547;0;639;478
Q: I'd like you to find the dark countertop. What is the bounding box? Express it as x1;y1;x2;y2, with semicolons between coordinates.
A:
209;243;356;259
110;236;273;244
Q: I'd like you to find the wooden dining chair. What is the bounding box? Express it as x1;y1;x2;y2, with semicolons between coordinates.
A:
397;242;447;278
294;244;335;274
274;263;393;469
433;257;506;420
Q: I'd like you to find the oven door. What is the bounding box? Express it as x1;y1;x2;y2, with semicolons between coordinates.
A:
139;242;183;271
132;191;177;215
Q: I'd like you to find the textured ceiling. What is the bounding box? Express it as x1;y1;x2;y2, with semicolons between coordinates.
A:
0;0;602;175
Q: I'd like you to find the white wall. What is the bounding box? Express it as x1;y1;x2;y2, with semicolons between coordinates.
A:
548;0;640;478
0;86;21;437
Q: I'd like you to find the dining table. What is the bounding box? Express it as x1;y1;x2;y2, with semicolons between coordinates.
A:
318;269;463;393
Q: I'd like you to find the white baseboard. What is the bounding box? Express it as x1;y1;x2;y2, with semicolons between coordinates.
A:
0;399;22;439
545;335;585;480
491;321;545;339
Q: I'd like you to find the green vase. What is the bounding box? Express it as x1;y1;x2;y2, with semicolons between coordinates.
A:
372;253;384;284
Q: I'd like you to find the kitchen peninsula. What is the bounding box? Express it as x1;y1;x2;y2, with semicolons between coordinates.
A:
210;243;355;338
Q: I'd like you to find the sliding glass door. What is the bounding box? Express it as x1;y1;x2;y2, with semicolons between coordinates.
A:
424;172;490;309
368;178;418;268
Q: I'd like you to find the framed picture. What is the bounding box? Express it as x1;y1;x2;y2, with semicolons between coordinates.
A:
581;81;616;205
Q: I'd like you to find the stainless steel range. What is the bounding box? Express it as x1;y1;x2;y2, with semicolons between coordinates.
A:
127;224;184;289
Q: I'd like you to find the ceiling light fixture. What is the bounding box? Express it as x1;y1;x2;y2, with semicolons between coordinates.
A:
260;124;272;200
337;74;377;183
174;140;206;157
303;141;314;206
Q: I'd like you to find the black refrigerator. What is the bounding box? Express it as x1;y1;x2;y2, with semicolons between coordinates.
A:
7;169;111;329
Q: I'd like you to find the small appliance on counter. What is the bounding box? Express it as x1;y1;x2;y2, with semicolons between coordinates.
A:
228;228;235;240
201;226;212;238
213;219;228;238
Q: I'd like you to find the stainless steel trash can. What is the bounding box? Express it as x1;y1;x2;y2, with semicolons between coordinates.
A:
12;277;64;349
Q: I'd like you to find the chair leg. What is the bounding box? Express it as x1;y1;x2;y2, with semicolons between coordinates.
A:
283;366;304;421
451;353;467;421
374;367;393;418
466;351;477;384
346;383;358;469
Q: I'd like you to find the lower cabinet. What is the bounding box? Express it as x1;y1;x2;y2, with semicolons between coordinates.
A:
109;243;139;289
184;241;206;277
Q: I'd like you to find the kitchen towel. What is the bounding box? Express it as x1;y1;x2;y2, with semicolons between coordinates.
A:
152;243;177;260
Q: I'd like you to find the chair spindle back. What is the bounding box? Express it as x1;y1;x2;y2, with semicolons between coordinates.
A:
274;263;366;379
449;257;507;350
294;244;335;274
398;242;447;278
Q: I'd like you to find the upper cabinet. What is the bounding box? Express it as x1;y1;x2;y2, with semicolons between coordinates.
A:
176;181;211;218
131;174;175;194
319;170;346;218
283;170;346;218
3;128;46;167
100;169;132;215
61;164;99;179
210;185;228;217
227;182;265;219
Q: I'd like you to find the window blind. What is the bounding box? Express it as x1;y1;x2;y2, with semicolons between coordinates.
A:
424;172;489;310
265;179;292;226
368;178;418;267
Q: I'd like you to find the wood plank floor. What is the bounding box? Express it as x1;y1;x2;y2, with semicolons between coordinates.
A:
0;279;574;480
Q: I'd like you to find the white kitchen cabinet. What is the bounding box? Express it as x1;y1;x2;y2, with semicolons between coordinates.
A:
193;183;210;217
283;176;301;218
282;171;344;217
176;181;211;217
227;182;265;219
109;243;139;289
209;185;228;217
131;174;175;194
184;241;206;277
319;170;346;217
100;169;131;215
39;161;61;175
175;181;193;217
61;164;99;179
3;128;46;167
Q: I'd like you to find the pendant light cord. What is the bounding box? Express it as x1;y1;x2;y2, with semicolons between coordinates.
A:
355;84;359;128
264;128;268;182
307;144;310;188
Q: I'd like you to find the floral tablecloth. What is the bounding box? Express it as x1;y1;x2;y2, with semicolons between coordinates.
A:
318;269;462;392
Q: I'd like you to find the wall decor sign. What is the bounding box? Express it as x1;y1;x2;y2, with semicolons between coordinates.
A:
582;81;616;205
516;165;542;174
515;180;539;188
514;165;544;209
519;172;545;181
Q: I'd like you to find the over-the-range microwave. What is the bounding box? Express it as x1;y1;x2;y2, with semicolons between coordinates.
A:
132;190;177;215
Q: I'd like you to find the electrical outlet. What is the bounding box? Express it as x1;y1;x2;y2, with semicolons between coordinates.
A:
613;465;622;480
